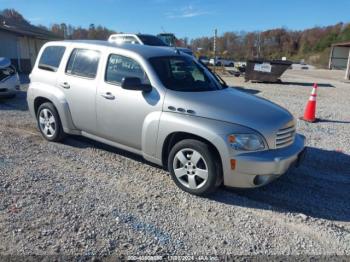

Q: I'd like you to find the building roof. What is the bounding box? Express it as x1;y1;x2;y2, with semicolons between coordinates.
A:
332;41;350;47
51;40;184;58
0;15;61;40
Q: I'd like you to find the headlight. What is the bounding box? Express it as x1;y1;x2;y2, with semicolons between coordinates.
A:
228;134;265;151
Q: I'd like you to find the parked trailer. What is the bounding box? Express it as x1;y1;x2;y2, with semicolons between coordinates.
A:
245;59;292;82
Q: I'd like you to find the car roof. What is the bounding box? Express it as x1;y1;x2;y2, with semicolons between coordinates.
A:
48;40;182;59
110;33;156;37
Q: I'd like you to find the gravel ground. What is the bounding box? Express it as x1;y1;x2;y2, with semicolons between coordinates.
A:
0;69;349;258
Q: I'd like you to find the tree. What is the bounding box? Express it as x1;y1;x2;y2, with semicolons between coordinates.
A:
2;8;349;68
0;9;30;25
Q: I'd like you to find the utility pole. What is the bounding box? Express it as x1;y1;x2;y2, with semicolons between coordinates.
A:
257;32;261;58
213;28;217;72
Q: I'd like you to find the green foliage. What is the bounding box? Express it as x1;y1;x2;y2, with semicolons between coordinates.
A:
314;32;338;52
337;24;350;42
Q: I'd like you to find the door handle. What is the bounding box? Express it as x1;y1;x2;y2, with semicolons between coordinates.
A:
101;92;115;100
60;82;70;89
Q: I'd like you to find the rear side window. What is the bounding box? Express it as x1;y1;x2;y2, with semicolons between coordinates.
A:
38;46;66;72
66;49;100;79
105;54;149;85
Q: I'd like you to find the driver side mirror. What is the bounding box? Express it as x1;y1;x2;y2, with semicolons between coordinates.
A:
121;77;152;92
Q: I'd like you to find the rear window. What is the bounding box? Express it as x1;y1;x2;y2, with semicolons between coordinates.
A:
66;49;100;79
137;35;168;46
38;46;66;72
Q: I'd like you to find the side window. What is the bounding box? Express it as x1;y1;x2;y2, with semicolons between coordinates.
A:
66;49;100;79
38;46;66;72
105;54;149;85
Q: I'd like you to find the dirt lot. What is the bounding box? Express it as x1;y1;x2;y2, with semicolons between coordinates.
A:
0;69;349;258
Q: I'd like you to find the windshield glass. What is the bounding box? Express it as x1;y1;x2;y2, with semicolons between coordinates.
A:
138;35;168;46
149;56;225;92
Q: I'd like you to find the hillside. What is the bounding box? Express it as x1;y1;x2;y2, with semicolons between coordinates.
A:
191;23;350;68
2;8;349;68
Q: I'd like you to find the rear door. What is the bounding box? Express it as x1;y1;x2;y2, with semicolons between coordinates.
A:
57;48;101;134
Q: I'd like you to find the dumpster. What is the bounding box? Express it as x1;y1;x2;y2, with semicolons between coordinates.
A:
245;59;292;82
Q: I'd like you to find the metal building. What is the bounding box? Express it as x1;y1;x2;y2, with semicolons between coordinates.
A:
0;15;60;73
328;42;350;80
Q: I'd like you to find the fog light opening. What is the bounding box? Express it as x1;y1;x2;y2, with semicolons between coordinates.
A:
253;175;269;186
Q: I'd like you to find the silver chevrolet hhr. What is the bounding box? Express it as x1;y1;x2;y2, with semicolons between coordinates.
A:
27;40;306;196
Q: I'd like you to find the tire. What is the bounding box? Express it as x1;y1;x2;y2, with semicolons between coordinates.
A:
229;63;234;67
216;62;222;66
36;102;66;142
168;139;221;196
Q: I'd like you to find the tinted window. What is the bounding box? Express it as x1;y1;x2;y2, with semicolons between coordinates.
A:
38;46;66;72
105;54;149;85
66;49;100;79
138;35;168;46
149;56;224;92
157;34;175;46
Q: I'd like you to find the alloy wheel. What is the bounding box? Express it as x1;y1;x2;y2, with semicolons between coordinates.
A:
172;148;209;190
39;108;56;138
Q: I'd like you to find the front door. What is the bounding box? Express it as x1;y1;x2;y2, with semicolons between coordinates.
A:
96;54;161;150
58;48;101;134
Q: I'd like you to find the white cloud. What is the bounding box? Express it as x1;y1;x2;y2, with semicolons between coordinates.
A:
166;5;210;19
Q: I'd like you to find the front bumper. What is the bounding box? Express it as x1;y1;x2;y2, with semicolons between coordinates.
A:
222;134;306;188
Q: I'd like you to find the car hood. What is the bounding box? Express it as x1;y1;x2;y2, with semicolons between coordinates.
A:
163;87;294;144
0;58;11;69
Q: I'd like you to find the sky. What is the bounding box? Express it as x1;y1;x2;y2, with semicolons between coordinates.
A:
1;0;350;39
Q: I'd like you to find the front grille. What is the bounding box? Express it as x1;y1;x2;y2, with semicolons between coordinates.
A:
276;122;295;149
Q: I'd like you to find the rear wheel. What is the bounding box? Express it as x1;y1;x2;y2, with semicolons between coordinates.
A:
37;102;66;142
168;139;221;196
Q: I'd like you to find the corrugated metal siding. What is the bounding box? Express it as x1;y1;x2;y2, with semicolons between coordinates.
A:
0;30;18;58
0;30;49;73
330;46;350;70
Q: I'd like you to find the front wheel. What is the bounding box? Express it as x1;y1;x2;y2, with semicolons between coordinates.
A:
37;102;66;142
168;139;221;196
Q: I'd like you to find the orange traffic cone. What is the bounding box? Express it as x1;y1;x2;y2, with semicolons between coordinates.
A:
301;83;318;122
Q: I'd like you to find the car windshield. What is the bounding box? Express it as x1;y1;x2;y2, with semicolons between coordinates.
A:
138;35;168;46
149;56;226;92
